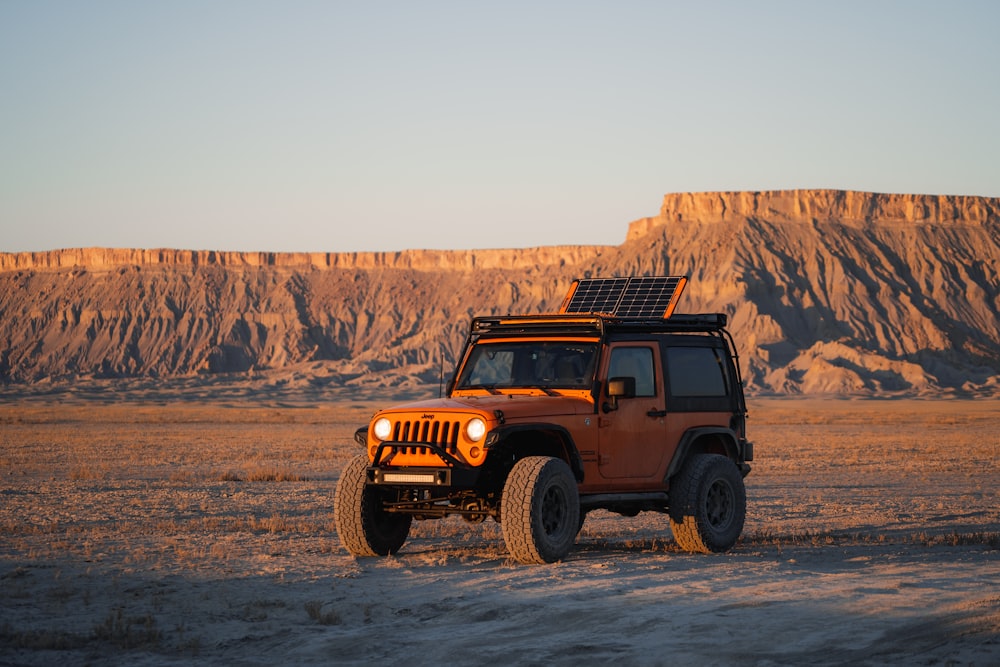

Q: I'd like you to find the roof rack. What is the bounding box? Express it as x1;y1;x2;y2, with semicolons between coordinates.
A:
472;315;606;337
603;313;728;332
470;312;728;338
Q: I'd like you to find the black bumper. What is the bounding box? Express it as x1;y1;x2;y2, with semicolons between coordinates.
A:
367;464;484;488
366;440;484;488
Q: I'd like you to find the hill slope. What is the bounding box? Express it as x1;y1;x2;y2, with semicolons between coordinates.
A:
2;190;998;396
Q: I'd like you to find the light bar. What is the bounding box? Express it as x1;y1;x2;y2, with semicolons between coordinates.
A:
381;472;440;484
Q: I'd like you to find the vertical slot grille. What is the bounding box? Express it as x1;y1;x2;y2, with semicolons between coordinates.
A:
391;419;461;455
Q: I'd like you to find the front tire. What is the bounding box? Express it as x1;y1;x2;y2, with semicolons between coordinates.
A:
334;454;412;557
668;454;746;553
501;456;580;564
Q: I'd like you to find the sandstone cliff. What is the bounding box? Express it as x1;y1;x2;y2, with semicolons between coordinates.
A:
626;189;1000;240
0;245;611;273
2;189;998;396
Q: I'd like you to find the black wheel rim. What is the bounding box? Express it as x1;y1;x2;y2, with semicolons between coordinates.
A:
705;478;734;529
541;485;568;536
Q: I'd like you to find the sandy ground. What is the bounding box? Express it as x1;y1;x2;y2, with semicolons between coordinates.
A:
1;391;998;666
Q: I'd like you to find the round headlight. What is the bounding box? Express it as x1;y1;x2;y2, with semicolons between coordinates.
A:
372;417;392;441
465;418;487;442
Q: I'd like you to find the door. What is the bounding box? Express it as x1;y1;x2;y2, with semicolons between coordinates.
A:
597;343;669;479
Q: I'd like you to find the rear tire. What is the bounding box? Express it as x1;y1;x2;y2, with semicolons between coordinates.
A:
334;454;412;556
668;454;746;553
501;456;580;564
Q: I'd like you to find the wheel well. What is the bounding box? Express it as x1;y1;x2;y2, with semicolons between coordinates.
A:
486;425;584;483
666;428;739;482
688;433;733;458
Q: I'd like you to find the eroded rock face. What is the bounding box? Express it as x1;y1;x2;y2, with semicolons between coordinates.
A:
2;189;998;396
0;245;610;272
626;189;1000;240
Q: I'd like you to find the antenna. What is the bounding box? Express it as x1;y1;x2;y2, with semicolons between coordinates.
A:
438;343;445;398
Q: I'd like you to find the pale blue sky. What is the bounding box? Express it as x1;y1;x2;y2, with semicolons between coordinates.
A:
2;1;998;253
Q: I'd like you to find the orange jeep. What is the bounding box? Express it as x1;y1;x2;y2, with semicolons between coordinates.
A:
334;276;753;563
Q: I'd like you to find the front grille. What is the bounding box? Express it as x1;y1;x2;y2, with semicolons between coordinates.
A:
391;419;461;456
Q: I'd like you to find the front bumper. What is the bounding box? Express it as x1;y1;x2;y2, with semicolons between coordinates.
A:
367;441;484;488
367;464;485;488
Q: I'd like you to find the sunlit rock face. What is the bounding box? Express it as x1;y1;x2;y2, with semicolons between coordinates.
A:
2;189;998;396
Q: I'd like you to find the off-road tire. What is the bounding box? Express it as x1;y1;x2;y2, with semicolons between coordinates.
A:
501;456;580;564
334;454;412;557
668;453;746;553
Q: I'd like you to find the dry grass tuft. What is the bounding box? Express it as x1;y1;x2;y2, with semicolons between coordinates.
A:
0;625;89;650
244;466;310;482
213;466;309;482
743;528;1000;550
68;464;108;481
911;530;1000;549
304;600;342;625
92;608;162;649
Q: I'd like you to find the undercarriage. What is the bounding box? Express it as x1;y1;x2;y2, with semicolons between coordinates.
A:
376;485;676;522
380;487;501;522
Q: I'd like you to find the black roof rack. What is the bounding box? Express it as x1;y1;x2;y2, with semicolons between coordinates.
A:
606;313;728;331
471;315;606;337
470;312;728;338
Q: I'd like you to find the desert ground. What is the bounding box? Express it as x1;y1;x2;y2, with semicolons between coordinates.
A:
1;386;998;666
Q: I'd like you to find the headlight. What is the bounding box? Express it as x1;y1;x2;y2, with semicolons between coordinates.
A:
465;418;487;442
372;417;392;441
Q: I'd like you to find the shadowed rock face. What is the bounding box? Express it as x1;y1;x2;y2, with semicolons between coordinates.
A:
2;189;999;396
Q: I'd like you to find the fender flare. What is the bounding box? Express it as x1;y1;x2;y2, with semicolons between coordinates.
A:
665;426;740;481
486;422;586;482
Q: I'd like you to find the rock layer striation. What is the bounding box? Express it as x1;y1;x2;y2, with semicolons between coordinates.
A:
2;189;998;396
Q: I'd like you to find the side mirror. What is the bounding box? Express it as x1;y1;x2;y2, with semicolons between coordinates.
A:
602;376;636;413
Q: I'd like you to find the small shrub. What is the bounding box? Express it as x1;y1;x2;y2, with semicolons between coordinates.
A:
243;466;308;482
0;625;87;650
69;465;105;481
92;608;162;649
213;467;308;482
304;600;341;625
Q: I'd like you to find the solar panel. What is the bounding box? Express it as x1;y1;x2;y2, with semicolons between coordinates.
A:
559;276;688;319
558;277;629;316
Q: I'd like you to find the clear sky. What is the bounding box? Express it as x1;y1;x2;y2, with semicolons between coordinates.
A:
2;1;998;254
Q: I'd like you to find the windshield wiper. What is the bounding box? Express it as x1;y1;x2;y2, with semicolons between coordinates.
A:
463;384;501;395
522;384;558;396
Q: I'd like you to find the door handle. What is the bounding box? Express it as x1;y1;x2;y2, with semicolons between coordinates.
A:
647;409;667;418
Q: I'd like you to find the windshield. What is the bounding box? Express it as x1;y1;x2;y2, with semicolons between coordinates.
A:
455;341;598;390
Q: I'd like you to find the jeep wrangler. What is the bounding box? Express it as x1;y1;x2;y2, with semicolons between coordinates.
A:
334;276;753;563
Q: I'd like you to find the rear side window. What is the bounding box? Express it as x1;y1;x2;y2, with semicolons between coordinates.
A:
666;346;729;397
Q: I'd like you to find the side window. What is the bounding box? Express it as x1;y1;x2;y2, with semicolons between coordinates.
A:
666;347;729;397
608;347;656;397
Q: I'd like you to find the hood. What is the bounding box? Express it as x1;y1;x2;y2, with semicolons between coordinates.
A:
376;394;595;422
